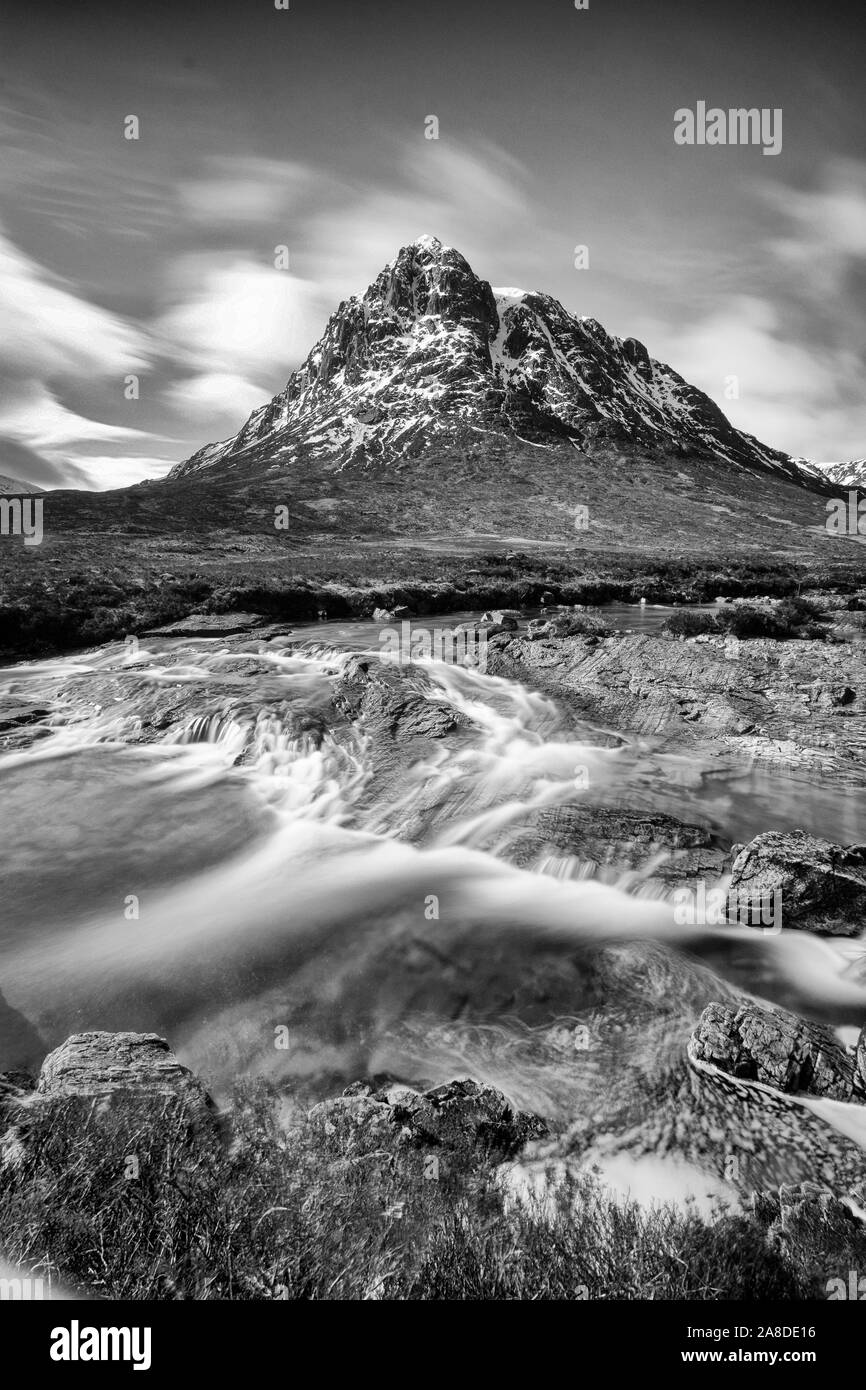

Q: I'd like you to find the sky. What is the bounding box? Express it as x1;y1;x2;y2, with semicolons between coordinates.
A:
1;0;865;490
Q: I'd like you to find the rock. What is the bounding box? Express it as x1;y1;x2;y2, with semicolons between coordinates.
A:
482;610;520;629
373;607;395;623
0;1033;218;1174
729;831;866;936
37;1032;215;1119
752;1182;863;1242
809;681;855;710
689;1001;858;1101
312;1077;547;1165
622;336;653;377
526;804;727;886
484;631;866;786
142;612;266;638
333;654;467;739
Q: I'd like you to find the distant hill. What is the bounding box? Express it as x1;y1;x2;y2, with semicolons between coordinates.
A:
0;476;45;495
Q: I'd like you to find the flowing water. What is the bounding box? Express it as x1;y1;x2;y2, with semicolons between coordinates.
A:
2;607;866;1144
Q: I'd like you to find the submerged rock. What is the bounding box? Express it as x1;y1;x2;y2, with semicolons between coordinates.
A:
728;830;866;936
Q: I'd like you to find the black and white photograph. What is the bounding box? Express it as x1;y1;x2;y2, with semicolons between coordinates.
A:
0;0;865;1359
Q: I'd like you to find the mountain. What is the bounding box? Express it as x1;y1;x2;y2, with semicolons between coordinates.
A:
0;476;45;494
807;461;866;488
170;235;807;486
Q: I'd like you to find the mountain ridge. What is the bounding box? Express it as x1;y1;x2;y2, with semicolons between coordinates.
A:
169;235;810;487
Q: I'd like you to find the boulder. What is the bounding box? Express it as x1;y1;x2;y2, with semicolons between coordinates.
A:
36;1032;213;1117
0;1033;217;1174
311;1077;547;1165
481;610;520;630
728;831;866;936
689;1001;858;1101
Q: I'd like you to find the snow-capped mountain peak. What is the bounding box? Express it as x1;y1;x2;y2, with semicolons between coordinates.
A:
169;237;808;483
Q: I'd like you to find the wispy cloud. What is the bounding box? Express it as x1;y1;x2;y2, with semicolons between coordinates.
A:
0;227;150;378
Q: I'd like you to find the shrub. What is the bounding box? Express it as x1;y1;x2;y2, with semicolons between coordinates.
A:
715;605;788;639
0;1084;856;1300
662;609;719;638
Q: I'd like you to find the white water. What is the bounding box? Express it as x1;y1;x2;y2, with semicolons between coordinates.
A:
2;620;866;1150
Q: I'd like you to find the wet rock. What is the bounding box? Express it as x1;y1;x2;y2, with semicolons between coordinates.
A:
729;831;866;936
529;804;727;886
312;1077;547;1165
485;631;866;786
333;654;467;739
689;1001;858;1101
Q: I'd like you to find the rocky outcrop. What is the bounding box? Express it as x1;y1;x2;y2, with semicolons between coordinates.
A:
485;630;866;784
729;831;866;936
688;1001;859;1101
311;1078;547;1166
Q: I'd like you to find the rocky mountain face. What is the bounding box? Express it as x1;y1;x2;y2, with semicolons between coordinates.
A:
169;235;807;484
811;461;866;488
